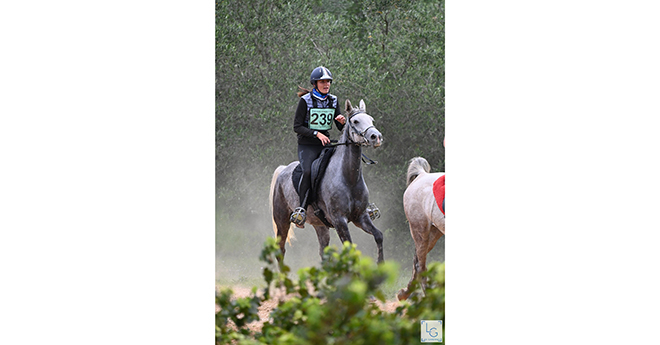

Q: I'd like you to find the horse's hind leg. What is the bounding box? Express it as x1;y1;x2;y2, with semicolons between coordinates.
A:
275;224;290;262
426;226;444;257
312;225;330;259
416;227;444;295
353;214;384;263
273;202;292;262
397;222;430;301
397;252;419;301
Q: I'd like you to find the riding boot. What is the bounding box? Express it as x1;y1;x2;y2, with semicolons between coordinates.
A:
290;207;306;227
290;190;309;227
366;202;381;221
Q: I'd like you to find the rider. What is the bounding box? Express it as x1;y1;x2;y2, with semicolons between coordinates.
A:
290;66;346;227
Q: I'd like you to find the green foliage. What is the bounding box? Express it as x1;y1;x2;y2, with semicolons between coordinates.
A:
216;238;445;344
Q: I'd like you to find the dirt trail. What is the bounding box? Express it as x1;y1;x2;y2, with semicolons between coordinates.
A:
217;285;401;333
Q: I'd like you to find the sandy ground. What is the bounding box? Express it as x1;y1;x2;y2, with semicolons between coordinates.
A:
217;286;278;334
216;285;401;334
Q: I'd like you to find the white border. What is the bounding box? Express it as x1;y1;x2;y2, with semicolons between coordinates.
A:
1;1;214;344
449;1;660;344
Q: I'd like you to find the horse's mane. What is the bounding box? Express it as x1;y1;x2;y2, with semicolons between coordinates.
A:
338;115;351;144
406;157;431;186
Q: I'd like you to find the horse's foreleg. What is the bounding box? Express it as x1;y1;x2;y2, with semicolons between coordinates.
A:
333;218;353;246
312;225;331;259
354;214;384;263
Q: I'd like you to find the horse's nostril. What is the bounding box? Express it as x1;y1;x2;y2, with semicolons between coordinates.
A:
371;134;377;140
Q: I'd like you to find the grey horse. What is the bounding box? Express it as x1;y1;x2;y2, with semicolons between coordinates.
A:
269;99;384;263
397;157;445;300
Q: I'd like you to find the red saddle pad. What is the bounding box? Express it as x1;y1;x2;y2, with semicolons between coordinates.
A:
433;175;445;215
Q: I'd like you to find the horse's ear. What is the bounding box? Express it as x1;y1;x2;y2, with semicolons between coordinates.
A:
345;99;353;113
359;99;366;112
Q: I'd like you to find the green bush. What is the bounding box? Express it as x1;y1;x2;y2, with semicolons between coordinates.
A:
216;238;445;344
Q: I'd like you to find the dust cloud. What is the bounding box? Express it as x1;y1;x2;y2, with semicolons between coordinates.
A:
216;166;444;293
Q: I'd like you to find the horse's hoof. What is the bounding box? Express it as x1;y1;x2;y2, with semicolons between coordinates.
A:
290;207;306;226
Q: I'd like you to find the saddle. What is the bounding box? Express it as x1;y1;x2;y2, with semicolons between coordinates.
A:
291;147;336;227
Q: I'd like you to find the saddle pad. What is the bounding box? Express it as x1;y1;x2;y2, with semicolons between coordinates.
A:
291;146;336;201
433;175;445;215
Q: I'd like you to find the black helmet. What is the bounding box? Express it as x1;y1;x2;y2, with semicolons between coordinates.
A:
310;66;333;85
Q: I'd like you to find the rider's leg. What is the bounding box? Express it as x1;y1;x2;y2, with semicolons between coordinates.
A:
291;144;323;226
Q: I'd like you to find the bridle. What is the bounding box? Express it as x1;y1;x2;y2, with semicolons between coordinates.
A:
327;110;379;164
345;110;375;146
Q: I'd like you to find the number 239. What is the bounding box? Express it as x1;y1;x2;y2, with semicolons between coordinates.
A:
310;112;333;126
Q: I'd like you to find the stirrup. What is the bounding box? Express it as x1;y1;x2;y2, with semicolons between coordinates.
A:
366;203;380;221
290;207;306;226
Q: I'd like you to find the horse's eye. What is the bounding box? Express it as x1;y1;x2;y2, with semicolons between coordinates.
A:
353;120;359;125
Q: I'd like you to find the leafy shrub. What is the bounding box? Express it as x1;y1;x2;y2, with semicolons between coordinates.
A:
216;237;445;344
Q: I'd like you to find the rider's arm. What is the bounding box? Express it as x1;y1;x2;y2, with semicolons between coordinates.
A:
293;98;316;138
334;107;344;132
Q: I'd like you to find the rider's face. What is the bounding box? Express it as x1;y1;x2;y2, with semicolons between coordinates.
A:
316;79;331;94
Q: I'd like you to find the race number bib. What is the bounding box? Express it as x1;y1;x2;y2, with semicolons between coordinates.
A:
309;108;335;130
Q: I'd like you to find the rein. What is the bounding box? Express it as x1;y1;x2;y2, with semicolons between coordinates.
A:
326;140;353;146
326;140;377;164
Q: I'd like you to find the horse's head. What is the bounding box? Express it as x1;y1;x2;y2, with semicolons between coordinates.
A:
345;99;383;148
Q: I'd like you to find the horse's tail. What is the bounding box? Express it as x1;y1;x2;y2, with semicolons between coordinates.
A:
406;156;431;186
269;165;295;245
